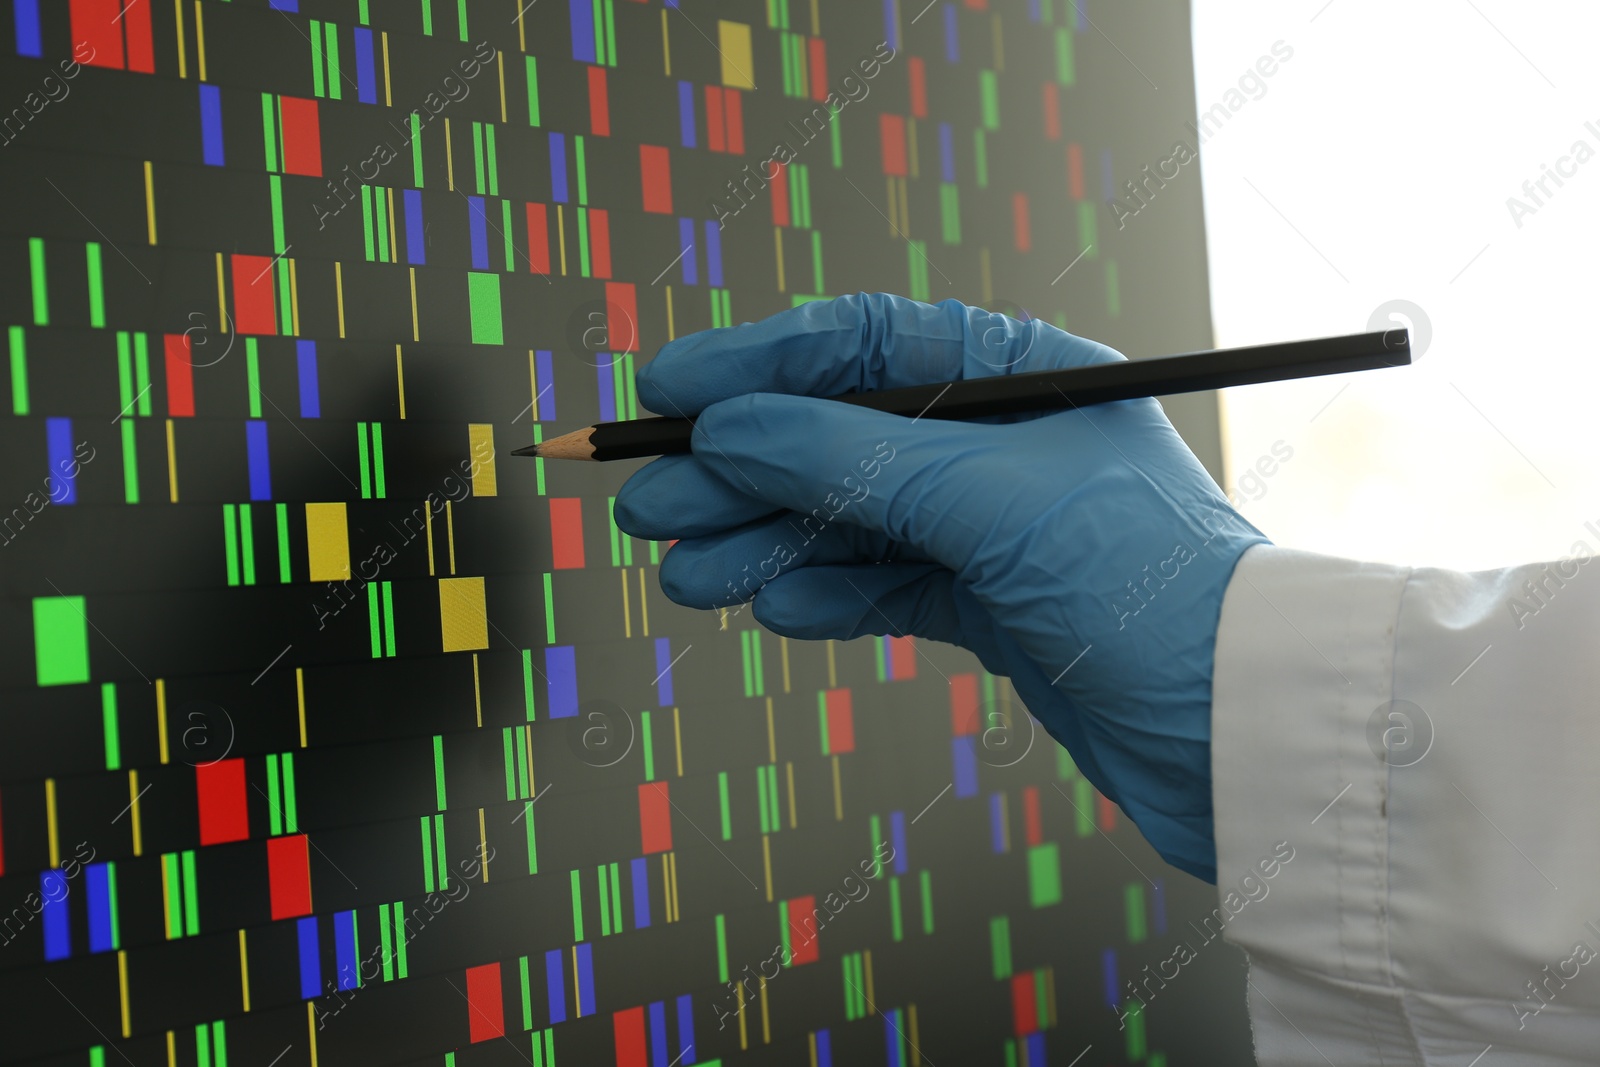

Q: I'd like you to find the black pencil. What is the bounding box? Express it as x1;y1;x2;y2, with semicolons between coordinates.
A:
513;328;1411;462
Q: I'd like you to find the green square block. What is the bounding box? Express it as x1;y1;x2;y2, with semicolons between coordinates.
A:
34;596;89;686
467;272;503;345
1028;842;1062;908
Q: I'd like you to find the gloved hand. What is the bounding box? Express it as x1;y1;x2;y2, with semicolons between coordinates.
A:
613;293;1271;882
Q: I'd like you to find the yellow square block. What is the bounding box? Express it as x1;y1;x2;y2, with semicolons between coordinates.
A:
304;503;350;581
468;423;497;497
718;20;755;89
439;577;489;653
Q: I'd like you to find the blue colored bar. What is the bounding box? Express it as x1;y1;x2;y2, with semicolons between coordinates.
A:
545;646;578;718
989;792;1006;852
677;81;696;148
702;220;723;287
46;417;75;504
40;870;70;961
269;0;300;9
677;218;697;285
654;638;673;705
334;910;358;990
296;340;320;417
298;916;322;999
549;133;568;203
596;358;617;423
87;863;115;953
676;993;695;1064
952;736;978;798
944;5;958;64
569;0;596;63
1029;0;1041;21
468;196;489;269
575;942;595;1016
1026;1032;1046;1062
1076;0;1088;31
1101;947;1118;1010
354;27;377;104
890;811;907;874
545;948;566;1023
939;123;954;182
813;1028;832;1067
631;857;650;930
13;0;40;56
535;349;555;419
404;189;426;265
246;420;271;500
200;85;225;166
885;1009;903;1067
649;1000;668;1066
882;0;897;52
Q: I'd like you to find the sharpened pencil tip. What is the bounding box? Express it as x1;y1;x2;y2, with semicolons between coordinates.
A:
524;427;597;461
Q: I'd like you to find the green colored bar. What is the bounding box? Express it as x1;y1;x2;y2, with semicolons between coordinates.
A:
120;419;139;504
525;799;538;873
1106;260;1121;317
361;184;375;261
101;683;120;770
411;112;424;187
516;727;529;797
433;734;448;810
240;504;256;586
640;712;654;781
533;425;546;496
501;197;513;268
523;649;536;719
991;915;1011;978
721;289;731;326
472;121;485;195
603;0;616;67
275;504;291;582
624;353;638;421
371;422;387;498
889;878;903;941
379;903;394;979
575;135;588;205
382;581;396;656
830;110;843;167
1056;27;1075;85
34;596;90;686
598;863;611;936
367;582;381;658
503;728;517;800
869;815;882;877
310;19;325;96
105;862;120;948
276;255;293;335
283;751;298;833
1125;883;1147;943
29;237;47;325
757;765;770;833
457;0;468;40
941;183;961;244
1004;1039;1017;1067
980;70;999;130
520;956;533;1030
920;869;934;934
1034;965;1049;1034
1028;843;1062;907
222;506;240;587
325;21;341;101
817;691;829;754
357;422;372;499
181;850;200;935
778;899;791;964
91;1048;107;1067
576;208;591;278
196;1024;210;1067
86;242;105;327
715;914;729;981
359;0;370;24
609;861;622;932
975;128;989;188
717;772;732;839
468;273;504;345
267;754;283;835
1075;776;1094;835
751;632;764;694
9;325;29;414
434;815;447;888
740;631;753;697
591;0;604;63
872;636;885;682
542;572;556;643
1056;745;1076;780
163;853;182;937
570;869;584;941
134;332;151;414
376;186;390;262
114;331;130;403
421;0;433;35
393;901;409;976
1077;201;1098;257
526;56;541;125
1125;999;1146;1060
841;955;853;1018
261;93;278;172
421;815;436;892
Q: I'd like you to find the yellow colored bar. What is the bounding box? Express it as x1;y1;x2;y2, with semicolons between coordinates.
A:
129;770;144;856
774;226;785;291
498;52;507;123
478;807;488;882
661;9;670;76
665;284;675;340
762;834;773;902
786;761;797;829
396;345;407;418
214;252;225;333
638;567;649;636
335;261;346;338
621;568;631;639
45;778;59;868
831;754;843;820
239;929;251;1011
759;974;771;1043
781;637;791;692
444;116;455;191
381;31;392;106
438;576;489;653
173;0;187;79
467;424;496;496
156;678;170;762
425;507;436;575
473;653;482;728
556;205;567;275
673;707;683;777
118;950;131;1036
296;667;307;747
194;0;207;81
308;1001;319;1067
409;266;419;340
166;418;178;502
304;502;351;581
144;161;157;244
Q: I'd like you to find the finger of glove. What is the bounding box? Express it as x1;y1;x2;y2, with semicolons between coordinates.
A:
615;454;781;541
657;511;932;610
637;293;1126;418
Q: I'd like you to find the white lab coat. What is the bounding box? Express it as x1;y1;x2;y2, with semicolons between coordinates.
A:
1212;544;1600;1065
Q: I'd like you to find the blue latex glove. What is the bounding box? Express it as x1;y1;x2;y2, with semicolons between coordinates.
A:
614;293;1271;882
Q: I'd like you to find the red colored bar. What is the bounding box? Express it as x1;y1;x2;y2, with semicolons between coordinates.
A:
908;57;927;119
880;114;908;177
70;0;124;69
639;145;673;214
769;163;790;227
163;333;195;417
638;782;673;854
1011;972;1037;1035
825;688;854;754
1012;192;1031;253
267;834;312;919
950;674;978;736
549;498;585;569
966;0;988;9
888;635;915;679
466;962;506;1042
613;1006;647;1067
807;38;828;103
787;894;819;964
587;66;611;136
1067;142;1084;201
1096;790;1117;831
724;89;744;154
231;254;278;336
278;96;323;177
1023;786;1042;846
195;757;249;845
123;0;154;72
1042;83;1060;140
526;203;551;275
589;208;612;279
704;87;726;153
604;282;639;352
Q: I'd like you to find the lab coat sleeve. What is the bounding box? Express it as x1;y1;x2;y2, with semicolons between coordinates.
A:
1210;543;1600;1066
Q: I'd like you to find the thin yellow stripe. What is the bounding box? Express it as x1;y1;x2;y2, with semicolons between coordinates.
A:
737;980;747;1049
117;950;131;1036
766;697;776;762
1046;966;1057;1026
166;418;178;501
528;350;538;419
826;641;837;687
831;755;842;820
671;851;679;920
173;0;186;79
335;261;346;338
762;834;772;902
810;1032;818;1067
665;285;675;340
478;807;488;881
445;500;457;574
908;119;919;180
498;52;507;123
307;1001;319;1067
395;344;406;417
425;508;435;575
661;9;670;76
143;161;157;244
518;1;527;51
296;667;307;747
45;778;59;868
239;929;251;1011
811;0;820;34
557;205;567;275
781;637;791;692
638;568;649;636
445;116;455;191
910;1003;920;1065
166;1031;176;1066
774;226;785;291
215;252;225;331
194;0;207;81
785;761;796;830
621;568;632;637
381;31;392;106
129;770;143;856
759;974;770;1043
289;257;300;335
156;678;169;762
473;653;482;727
409;266;419;340
673;707;683;777
571;946;581;1016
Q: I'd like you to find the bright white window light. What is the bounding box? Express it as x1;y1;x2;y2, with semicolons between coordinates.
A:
1192;1;1600;571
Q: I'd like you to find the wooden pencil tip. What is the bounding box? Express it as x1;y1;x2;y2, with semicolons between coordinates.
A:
529;426;598;461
